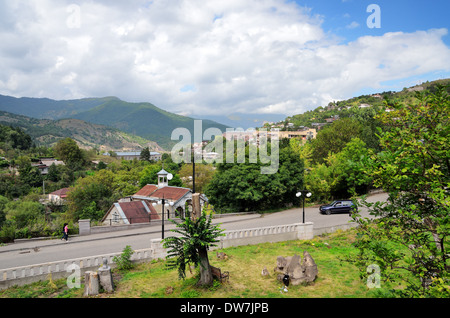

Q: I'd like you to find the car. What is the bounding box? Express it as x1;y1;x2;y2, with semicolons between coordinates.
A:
319;200;357;215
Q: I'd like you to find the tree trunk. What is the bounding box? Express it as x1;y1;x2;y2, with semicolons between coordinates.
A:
197;247;213;286
84;271;99;296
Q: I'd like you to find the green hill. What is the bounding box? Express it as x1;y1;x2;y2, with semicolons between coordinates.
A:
0;95;229;150
285;78;450;127
70;98;229;149
0;111;162;152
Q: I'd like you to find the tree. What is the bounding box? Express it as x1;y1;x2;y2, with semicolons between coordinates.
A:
205;139;304;212
66;170;117;221
16;156;43;188
140;147;150;161
178;164;215;193
53;138;86;170
139;164;182;187
163;211;224;286
350;87;450;297
310;118;362;164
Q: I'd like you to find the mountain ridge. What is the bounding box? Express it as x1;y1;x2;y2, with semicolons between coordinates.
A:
0;95;229;150
0;110;163;152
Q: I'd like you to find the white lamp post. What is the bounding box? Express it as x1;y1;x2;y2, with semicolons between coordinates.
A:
296;190;312;223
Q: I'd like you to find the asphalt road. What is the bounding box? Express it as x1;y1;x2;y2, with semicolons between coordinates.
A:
0;192;387;270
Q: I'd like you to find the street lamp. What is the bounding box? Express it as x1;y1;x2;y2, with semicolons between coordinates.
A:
296;190;312;223
152;196;174;239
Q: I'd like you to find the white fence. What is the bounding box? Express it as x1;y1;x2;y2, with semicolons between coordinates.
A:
0;222;313;290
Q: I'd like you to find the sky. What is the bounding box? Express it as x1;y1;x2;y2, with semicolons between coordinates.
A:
0;0;449;118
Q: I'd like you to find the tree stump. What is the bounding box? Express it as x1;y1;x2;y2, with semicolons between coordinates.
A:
84;271;99;296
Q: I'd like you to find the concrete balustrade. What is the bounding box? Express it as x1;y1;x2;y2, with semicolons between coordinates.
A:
0;222;314;290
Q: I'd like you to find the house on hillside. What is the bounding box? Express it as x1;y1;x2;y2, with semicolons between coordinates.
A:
101;200;158;225
33;158;65;175
48;188;69;205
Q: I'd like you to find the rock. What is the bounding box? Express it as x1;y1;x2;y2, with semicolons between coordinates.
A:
274;251;318;286
165;286;174;294
261;267;270;277
302;251;318;283
217;252;228;260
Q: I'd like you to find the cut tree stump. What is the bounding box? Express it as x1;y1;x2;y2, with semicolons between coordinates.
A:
84;271;100;296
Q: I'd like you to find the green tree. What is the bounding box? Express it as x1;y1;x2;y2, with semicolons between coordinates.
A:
4;200;45;229
140;147;150;161
66;170;117;221
205;139;304;212
351;87;450;297
179;164;215;193
53;138;86;170
16;156;43;188
310;118;363;164
0;195;9;227
163;211;224;285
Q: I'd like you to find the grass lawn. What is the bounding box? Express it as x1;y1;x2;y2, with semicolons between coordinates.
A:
0;229;395;298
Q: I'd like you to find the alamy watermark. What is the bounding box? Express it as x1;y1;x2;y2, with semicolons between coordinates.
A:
366;4;381;29
366;264;381;288
66;4;81;29
170;120;279;175
66;264;81;289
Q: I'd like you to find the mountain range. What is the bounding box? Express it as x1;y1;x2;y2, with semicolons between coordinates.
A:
1;78;447;151
0;95;229;150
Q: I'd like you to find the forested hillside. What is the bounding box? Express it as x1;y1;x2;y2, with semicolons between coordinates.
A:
0;111;161;151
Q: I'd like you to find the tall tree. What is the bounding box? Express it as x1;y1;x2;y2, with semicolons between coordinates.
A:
351;86;450;297
140;147;150;161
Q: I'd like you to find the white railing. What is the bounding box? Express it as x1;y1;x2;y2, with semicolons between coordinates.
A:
0;222;313;289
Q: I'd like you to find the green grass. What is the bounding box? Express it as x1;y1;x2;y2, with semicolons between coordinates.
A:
0;229;395;298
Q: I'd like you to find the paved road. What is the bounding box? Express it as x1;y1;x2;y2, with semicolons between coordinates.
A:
0;192;387;270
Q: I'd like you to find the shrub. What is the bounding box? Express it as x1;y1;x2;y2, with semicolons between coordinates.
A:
113;245;135;271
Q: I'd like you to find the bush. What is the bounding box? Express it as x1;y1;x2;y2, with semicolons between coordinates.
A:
113;245;135;271
0;222;16;243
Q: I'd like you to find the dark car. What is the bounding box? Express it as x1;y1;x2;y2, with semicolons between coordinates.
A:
319;200;357;215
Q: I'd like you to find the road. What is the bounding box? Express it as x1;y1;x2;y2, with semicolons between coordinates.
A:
0;192;387;270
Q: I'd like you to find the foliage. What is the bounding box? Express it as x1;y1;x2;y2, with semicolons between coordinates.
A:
178;163;215;193
163;212;224;282
65;170;117;221
16;156;43;188
140;147;151;161
351;86;450;297
310;118;363;164
113;245;135;271
139;162;182;188
53;138;86;170
4;200;45;229
205;139;304;212
0;124;32;150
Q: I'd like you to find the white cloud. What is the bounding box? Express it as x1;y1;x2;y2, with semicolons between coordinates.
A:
0;0;449;117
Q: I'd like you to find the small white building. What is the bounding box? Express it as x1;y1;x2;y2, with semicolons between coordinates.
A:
48;188;69;205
